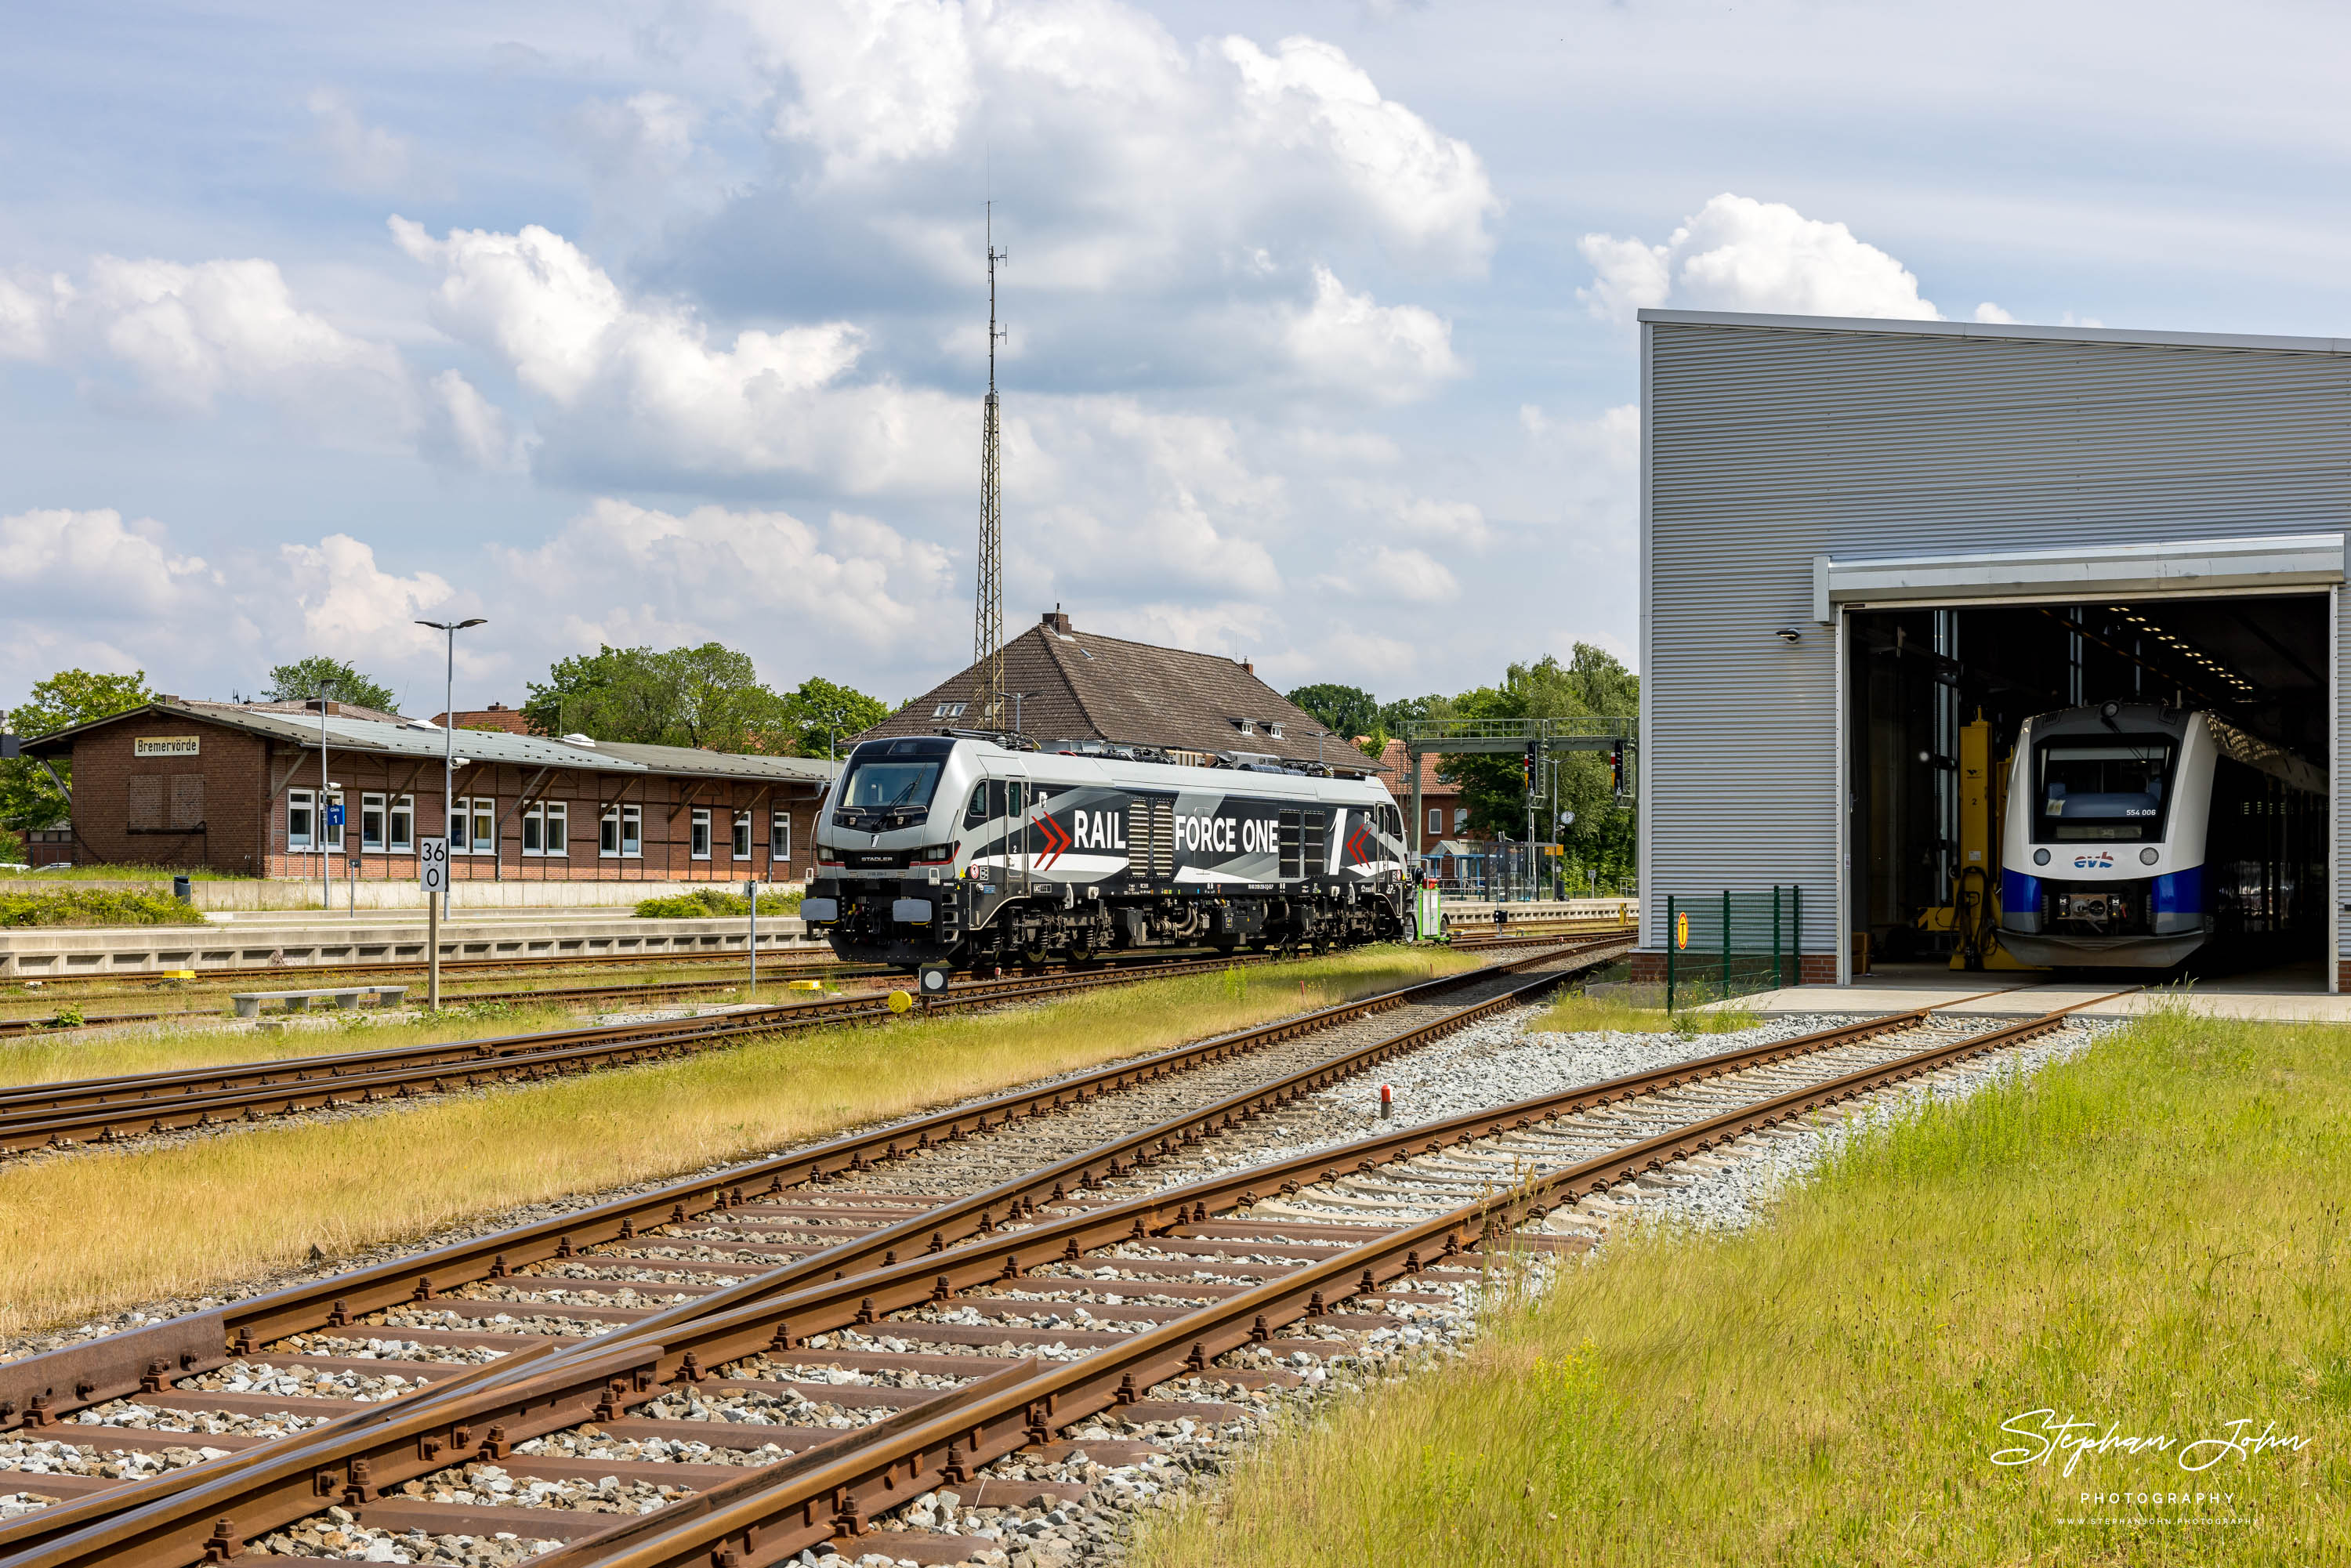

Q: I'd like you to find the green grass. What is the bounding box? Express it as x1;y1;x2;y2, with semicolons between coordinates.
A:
1531;990;1759;1037
0;887;209;928
1136;1008;2351;1566
0;946;1490;1333
0;864;250;881
633;886;803;918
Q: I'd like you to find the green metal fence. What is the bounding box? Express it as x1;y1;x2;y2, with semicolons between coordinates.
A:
1663;886;1804;1012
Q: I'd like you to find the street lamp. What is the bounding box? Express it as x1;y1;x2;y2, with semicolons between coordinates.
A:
798;704;849;762
316;679;336;916
416;618;487;915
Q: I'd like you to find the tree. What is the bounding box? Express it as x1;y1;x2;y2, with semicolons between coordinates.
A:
520;644;886;756
1440;646;1640;883
1284;684;1381;743
2;668;154;829
266;657;400;715
780;677;893;759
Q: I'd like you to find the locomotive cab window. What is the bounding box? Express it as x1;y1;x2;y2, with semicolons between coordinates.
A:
2034;741;2175;843
839;758;944;820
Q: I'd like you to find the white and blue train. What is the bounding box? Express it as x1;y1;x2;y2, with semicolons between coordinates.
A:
1998;702;2324;969
802;734;1411;970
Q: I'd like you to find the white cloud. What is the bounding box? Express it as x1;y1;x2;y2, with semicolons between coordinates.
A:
306;89;415;192
1973;301;2019;324
393;216;965;491
729;0;1498;277
1316;542;1458;603
276;534;460;662
0;254;416;440
491;498;956;655
422;370;532;473
0;508;231;698
1285;265;1462;400
1578;194;1939;322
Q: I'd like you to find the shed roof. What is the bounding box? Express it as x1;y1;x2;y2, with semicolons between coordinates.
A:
23;701;839;784
859;612;1371;773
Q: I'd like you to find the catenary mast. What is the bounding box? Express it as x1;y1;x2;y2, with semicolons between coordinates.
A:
974;205;1007;731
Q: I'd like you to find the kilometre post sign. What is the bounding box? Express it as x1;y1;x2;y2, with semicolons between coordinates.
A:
419;836;449;894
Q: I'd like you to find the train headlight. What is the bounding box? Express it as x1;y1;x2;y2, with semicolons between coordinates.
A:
2139;848;2159;865
2032;849;2050;866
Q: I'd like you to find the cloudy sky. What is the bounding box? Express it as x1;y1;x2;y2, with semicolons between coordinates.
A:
2;1;2339;716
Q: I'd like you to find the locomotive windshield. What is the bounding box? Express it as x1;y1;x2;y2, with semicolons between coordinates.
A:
2033;739;2175;843
840;759;944;813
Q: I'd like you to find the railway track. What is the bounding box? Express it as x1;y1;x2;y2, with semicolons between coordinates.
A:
0;928;1616;1038
0;943;1573;1157
0;969;2114;1567
6;920;1627;1006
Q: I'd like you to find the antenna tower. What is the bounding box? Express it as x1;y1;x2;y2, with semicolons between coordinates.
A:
973;205;1007;730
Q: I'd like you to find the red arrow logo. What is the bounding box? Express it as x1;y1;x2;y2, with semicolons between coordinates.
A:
1036;812;1071;869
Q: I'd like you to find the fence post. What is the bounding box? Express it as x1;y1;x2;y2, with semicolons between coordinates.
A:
1721;889;1732;1005
1793;883;1803;987
1773;885;1783;990
1665;894;1675;1013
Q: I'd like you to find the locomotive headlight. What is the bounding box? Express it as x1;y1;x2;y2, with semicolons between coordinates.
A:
2032;849;2050;866
2139;847;2159;865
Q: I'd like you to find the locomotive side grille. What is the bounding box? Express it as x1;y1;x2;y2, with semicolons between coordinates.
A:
1303;809;1328;876
1127;796;1175;878
1277;809;1302;879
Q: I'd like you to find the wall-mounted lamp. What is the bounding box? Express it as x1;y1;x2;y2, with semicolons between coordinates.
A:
1775;628;1802;643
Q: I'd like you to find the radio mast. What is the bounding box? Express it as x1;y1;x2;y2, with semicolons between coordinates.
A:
974;204;1007;731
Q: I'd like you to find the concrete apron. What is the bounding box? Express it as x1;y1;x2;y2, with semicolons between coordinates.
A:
0;914;824;978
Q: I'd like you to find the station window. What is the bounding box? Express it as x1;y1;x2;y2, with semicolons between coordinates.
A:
453;797;495;854
732;809;753;860
360;792;386;851
690;807;712;860
523;801;568;856
1427;807;1441;836
288;789;314;849
600;803;642;857
770;811;791;861
1452;808;1469;834
388;795;414;852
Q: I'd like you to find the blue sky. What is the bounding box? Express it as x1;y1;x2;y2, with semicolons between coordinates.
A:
3;1;2341;717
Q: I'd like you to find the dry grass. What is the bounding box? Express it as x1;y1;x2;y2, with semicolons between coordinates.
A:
0;947;1487;1335
1530;990;1758;1037
1132;1008;2351;1566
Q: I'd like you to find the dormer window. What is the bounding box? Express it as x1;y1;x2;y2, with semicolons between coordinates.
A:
1234;718;1255;736
1267;722;1285;740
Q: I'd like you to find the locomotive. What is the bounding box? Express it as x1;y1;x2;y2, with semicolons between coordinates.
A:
1996;703;2324;969
801;734;1411;969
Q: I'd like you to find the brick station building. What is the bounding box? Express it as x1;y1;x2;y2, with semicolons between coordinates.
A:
23;698;837;883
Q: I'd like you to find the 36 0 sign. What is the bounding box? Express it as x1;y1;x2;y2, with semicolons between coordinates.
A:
418;836;450;895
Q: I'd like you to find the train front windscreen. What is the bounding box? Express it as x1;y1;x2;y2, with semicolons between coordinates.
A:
2033;739;2175;844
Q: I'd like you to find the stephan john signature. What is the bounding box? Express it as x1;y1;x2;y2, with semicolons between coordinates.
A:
1993;1410;2309;1477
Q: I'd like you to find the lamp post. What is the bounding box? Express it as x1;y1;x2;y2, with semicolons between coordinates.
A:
316;679;335;915
415;618;487;918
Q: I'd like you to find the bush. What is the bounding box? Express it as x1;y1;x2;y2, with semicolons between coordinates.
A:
633;886;803;920
0;888;210;928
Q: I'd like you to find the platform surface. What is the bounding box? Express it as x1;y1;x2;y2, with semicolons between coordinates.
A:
1731;961;2351;1024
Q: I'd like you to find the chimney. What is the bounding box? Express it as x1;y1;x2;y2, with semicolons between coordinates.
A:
488;701;509;712
1041;607;1072;635
1241;658;1254;675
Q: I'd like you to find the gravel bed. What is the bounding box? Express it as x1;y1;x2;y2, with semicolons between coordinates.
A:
254;1511;563;1563
176;1358;431;1400
61;1398;339;1439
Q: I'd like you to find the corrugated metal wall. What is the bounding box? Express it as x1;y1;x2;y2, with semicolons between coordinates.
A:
1640;315;2351;963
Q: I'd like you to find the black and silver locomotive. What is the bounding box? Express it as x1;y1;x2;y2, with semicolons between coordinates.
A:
801;735;1411;969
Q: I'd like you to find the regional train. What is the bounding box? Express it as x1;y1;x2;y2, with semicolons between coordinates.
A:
1997;702;2324;969
802;734;1411;970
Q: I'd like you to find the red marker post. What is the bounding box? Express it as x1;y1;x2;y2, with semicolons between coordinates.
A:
1378;1083;1393;1121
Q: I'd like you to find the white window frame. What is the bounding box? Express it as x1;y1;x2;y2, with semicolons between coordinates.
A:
600;803;643;859
319;789;345;851
360;791;386;852
690;806;712;860
770;810;791;861
389;794;414;853
732;809;753;861
455;796;495;855
523;800;569;857
1427;807;1441;835
288;788;315;849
